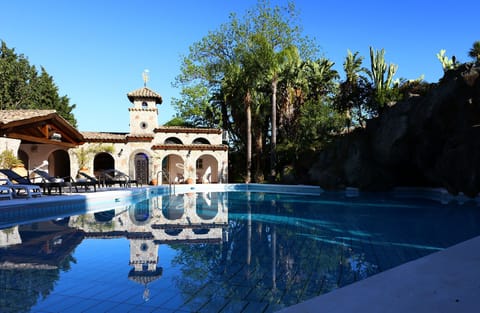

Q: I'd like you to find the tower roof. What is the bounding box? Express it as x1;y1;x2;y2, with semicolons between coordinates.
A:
127;87;163;104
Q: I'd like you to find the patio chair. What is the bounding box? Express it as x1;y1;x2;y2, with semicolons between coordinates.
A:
0;178;42;198
32;170;76;195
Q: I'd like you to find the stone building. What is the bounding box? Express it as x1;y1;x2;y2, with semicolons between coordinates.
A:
0;84;228;185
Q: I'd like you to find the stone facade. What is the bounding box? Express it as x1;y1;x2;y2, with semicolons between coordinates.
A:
73;85;228;185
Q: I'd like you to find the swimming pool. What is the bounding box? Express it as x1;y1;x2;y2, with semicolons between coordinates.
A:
1;186;480;312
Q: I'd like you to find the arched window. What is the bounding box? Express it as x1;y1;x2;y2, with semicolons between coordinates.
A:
164;137;183;144
141;101;148;109
192;138;210;145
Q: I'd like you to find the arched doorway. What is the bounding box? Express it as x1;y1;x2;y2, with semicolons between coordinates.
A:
161;154;184;184
94;152;114;177
49;150;71;178
134;153;149;185
195;154;218;183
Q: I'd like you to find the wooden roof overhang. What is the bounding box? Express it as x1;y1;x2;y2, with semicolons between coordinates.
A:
0;110;84;148
151;144;228;151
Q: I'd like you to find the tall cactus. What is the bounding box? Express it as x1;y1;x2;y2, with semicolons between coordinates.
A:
436;49;455;71
368;46;398;107
369;46;398;92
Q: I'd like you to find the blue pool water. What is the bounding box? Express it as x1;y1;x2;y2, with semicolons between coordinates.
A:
1;189;480;312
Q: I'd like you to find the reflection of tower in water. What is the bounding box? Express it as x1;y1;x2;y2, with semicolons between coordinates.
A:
127;198;162;302
70;192;229;302
128;237;162;302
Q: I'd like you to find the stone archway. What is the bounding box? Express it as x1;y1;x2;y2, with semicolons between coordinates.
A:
93;152;115;177
49;150;71;178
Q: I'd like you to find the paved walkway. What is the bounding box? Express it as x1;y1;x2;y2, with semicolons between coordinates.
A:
279;235;480;313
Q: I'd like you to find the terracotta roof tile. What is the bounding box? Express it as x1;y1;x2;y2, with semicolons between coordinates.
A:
154;126;222;134
127;87;163;104
152;144;228;151
0;109;56;124
81;131;127;142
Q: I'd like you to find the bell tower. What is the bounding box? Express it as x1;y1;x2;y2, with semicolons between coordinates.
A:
127;70;163;135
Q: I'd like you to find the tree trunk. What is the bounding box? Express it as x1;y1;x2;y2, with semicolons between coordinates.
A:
270;80;277;182
254;129;264;182
245;91;252;183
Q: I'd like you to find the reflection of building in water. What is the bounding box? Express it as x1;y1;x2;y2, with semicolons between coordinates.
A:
0;226;22;248
69;192;229;301
0;219;84;269
70;192;229;242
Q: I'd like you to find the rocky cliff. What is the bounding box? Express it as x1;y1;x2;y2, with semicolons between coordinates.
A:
307;63;480;197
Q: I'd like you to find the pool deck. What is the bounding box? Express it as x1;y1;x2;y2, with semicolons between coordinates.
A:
1;184;479;313
279;232;480;313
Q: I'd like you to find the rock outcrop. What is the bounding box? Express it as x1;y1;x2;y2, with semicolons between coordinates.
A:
308;63;480;197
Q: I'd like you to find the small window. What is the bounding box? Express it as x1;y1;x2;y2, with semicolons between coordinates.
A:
140;122;148;129
142;101;148;109
196;158;203;169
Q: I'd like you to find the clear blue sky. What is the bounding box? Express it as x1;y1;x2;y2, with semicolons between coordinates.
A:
1;0;478;132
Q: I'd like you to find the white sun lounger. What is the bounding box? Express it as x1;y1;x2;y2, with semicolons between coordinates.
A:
0;178;42;198
0;186;13;200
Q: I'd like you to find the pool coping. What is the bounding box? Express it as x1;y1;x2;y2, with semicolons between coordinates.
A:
1;183;479;312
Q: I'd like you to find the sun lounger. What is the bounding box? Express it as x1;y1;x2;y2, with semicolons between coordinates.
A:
0;168;34;185
99;169;138;188
0;168;47;196
74;172;98;192
32;170;75;195
0;186;13;200
0;178;42;198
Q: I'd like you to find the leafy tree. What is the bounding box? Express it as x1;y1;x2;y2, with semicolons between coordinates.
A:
173;0;320;182
163;116;195;127
0;41;35;110
0;41;77;126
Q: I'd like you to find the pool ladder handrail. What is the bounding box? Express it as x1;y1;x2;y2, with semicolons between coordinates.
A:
157;171;175;194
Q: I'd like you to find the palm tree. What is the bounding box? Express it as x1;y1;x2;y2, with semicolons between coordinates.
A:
250;32;300;182
335;50;371;129
468;41;480;63
236;41;264;183
267;46;300;182
344;50;364;128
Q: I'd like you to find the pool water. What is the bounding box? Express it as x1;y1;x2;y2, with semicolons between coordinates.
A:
1;190;480;312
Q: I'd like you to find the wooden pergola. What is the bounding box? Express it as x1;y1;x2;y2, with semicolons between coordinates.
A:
0;110;84;148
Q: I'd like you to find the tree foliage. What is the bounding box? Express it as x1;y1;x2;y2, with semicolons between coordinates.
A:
0;41;77;126
173;2;476;183
173;0;342;182
468;40;480;63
